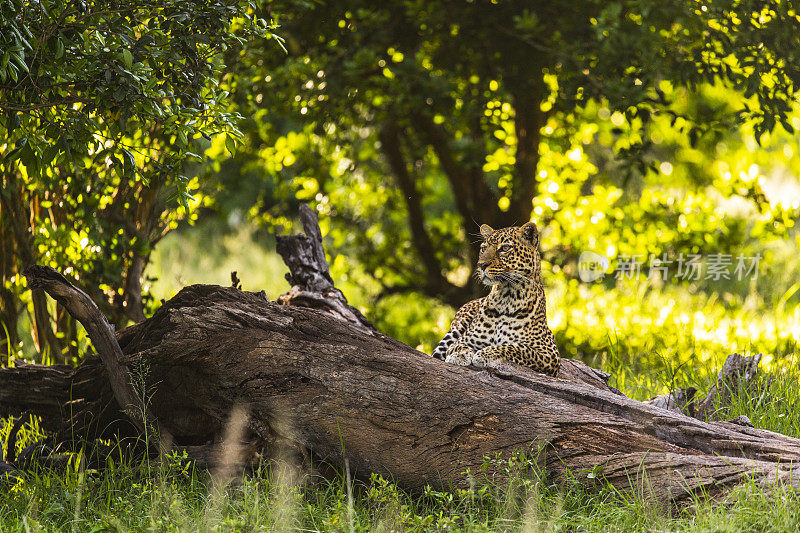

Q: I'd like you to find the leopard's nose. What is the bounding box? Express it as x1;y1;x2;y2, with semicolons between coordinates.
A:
477;261;489;271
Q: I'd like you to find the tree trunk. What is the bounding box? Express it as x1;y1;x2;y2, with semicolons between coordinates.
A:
0;174;65;363
379;123;451;300
2;208;799;503
504;85;546;228
122;252;147;324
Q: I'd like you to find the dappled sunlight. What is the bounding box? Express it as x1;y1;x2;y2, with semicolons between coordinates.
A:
4;1;800;528
548;275;800;398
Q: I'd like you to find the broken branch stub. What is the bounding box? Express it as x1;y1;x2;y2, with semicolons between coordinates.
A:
274;204;376;334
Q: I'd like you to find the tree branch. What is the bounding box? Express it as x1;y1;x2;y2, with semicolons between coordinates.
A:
411;111;497;226
22;265;171;444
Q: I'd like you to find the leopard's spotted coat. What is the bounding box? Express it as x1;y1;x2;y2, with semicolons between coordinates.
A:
431;222;560;376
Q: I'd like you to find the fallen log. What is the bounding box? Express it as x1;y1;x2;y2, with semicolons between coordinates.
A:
2;281;800;501
1;208;799;502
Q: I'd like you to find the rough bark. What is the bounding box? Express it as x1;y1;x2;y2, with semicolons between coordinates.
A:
275;204;376;335
695;352;763;420
0;361;74;432
123;253;148;324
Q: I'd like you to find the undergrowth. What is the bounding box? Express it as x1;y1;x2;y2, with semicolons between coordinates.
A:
1;444;799;532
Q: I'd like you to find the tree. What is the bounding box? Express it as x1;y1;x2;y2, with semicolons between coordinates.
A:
219;0;800;310
0;0;277;363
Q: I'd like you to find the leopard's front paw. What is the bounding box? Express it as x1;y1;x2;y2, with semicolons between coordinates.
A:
471;349;491;367
445;345;474;366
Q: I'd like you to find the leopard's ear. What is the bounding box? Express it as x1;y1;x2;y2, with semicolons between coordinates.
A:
479;224;494;240
520;221;539;247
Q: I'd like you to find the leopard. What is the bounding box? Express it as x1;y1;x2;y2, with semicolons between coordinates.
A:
431;221;560;376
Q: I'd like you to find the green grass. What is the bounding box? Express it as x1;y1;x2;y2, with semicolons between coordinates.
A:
722;370;800;438
546;277;800;400
2;442;800;532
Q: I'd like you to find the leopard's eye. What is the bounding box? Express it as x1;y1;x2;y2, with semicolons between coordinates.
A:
480;242;488;251
499;244;512;253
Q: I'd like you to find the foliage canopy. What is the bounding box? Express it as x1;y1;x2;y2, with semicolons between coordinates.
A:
0;0;276;362
216;0;800;312
2;0;800;369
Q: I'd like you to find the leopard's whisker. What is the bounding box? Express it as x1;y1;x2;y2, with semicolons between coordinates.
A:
509;272;533;285
506;271;532;283
499;272;525;290
507;271;536;292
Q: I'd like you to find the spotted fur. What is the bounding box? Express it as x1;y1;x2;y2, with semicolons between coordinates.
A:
431;222;560;376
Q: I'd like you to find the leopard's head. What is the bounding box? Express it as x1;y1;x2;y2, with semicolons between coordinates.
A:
476;222;541;286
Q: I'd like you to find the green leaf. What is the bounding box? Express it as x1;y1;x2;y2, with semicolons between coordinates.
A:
6;111;20;137
12;52;29;73
12;27;31;51
43;144;59;165
3;137;28;163
121;147;136;176
110;155;123;177
92;147;112;164
122;49;133;69
225;135;236;154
